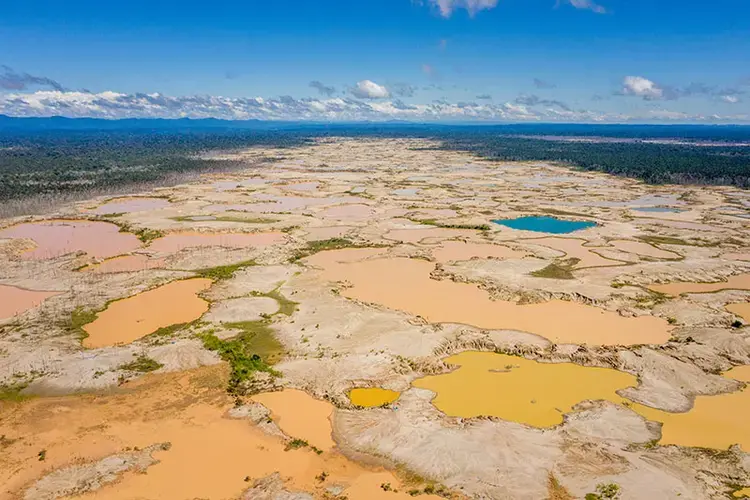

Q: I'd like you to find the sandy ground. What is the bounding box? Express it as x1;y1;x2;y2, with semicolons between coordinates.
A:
1;137;749;499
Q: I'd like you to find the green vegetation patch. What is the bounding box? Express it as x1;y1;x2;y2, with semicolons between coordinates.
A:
290;238;379;262
194;259;257;281
109;220;165;243
539;208;590;218
410;218;491;231
119;355;163;373
636;235;692;246
200;320;282;395
530;258;580;280
59;307;99;340
585;483;621;500
171;215;278;224
252;286;298;317
0;381;31;402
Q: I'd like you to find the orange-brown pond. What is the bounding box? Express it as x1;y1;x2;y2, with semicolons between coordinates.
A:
81;255;166;273
148;231;284;253
349;388;401;407
649;273;750;296
308;250;671;346
0;220;141;260
727;303;750;322
412;351;636;427
432;241;526;264
82;278;212;348
0;285;60;320
631;365;750;451
252;389;335;451
91;197;170;214
0;367;441;500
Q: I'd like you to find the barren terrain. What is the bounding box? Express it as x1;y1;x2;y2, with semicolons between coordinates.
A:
1;138;749;499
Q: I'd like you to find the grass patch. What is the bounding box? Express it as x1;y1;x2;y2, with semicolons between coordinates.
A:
585;483;621;500
133;228;164;243
200;320;282;395
171;215;277;224
194;260;256;281
119;355;163;373
285;438;309;451
0;381;31;402
539;208;590;218
530;258;580;280
150;322;191;337
636;235;692;246
290;238;371;261
60;307;98;340
252;287;298;317
410;218;491;231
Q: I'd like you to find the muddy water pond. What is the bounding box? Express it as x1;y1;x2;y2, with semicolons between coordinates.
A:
148;232;284;253
727;303;750;322
649;273;750;296
631;365;750;451
0;285;60;320
349;388;401;407
252;389;335;451
0;220;141;260
311;251;670;346
91;197;170;214
413;351;636;427
0;367;440;500
493;216;596;234
82;278;212;348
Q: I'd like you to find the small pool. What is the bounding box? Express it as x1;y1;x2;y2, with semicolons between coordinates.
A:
492;216;596;234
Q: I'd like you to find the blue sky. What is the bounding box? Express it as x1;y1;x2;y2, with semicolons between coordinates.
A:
1;0;749;122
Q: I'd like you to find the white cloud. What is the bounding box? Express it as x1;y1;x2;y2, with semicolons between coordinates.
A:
720;95;740;104
564;0;606;14
427;0;606;17
0;89;747;123
350;80;390;99
430;0;498;18
621;76;664;100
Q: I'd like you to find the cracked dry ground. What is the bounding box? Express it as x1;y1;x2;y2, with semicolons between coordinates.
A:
1;138;750;499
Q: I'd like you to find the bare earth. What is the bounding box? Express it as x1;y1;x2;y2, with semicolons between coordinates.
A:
1;138;749;499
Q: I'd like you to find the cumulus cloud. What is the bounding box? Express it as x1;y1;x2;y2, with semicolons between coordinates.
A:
350;80;390;99
560;0;606;13
0;66;64;91
533;78;556;89
619;77;745;103
1;88;746;123
620;76;665;100
515;94;571;111
429;0;498;17
309;80;336;97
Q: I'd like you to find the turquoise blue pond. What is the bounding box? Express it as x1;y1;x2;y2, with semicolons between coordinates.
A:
492;216;596;234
